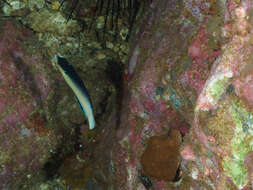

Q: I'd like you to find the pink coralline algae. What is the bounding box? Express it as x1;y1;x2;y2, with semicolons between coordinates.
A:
234;74;253;108
181;144;196;161
0;20;58;188
188;27;221;65
244;151;253;188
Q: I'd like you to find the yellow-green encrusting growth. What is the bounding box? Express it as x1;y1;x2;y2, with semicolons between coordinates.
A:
222;100;253;188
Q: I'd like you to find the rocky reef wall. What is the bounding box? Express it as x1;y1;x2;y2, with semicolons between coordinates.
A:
0;0;252;189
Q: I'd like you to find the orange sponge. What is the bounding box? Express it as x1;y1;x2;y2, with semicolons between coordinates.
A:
141;129;182;181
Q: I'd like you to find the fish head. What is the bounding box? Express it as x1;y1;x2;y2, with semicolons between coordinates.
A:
57;56;76;76
57;56;70;73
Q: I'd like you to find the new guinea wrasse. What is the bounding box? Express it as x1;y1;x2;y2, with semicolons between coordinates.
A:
56;56;95;130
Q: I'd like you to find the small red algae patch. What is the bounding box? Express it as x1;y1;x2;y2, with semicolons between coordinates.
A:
188;27;221;65
140;129;182;181
233;74;253;107
25;113;50;136
181;144;196;161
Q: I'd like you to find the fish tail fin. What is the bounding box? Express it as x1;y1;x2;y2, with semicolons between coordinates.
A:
88;116;96;130
75;97;95;130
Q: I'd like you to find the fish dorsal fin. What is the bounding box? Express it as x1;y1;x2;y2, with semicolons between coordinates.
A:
75;96;87;117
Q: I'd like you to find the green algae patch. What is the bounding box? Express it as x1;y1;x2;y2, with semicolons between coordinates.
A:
222;100;253;189
223;159;248;188
207;73;232;103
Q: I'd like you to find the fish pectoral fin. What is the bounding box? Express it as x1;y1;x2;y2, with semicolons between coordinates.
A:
75;96;87;117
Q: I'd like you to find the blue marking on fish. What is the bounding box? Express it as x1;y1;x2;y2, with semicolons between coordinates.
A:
75;96;86;117
56;56;95;130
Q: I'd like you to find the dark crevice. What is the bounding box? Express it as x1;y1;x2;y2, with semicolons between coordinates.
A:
105;59;124;127
173;165;182;182
43;125;82;179
43;148;65;179
105;59;124;90
138;173;153;189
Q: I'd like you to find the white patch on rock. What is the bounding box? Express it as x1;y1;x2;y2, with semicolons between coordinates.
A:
128;45;140;75
191;167;199;180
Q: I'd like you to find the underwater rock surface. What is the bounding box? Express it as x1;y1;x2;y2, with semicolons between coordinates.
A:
0;20;58;189
27;8;81;36
0;0;253;189
104;0;253;189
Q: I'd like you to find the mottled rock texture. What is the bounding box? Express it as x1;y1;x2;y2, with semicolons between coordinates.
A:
98;0;253;189
0;18;117;189
1;0;253;189
0;20;58;189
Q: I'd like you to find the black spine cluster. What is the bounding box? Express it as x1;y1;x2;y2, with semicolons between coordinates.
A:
62;0;152;41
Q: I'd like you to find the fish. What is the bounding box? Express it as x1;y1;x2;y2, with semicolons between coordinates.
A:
56;55;95;130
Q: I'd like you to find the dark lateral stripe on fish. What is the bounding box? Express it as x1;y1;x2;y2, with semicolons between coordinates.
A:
57;56;93;108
